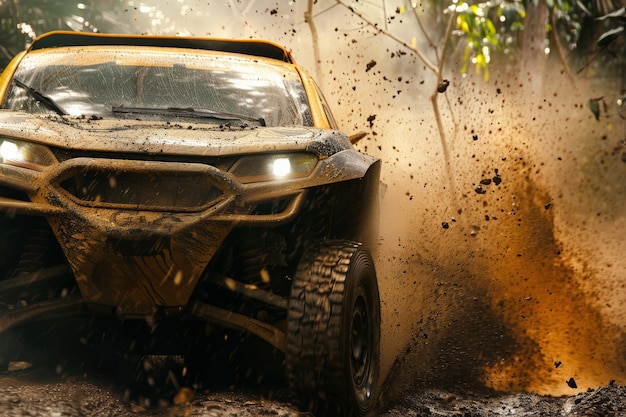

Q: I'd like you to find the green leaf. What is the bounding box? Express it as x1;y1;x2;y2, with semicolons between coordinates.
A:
597;27;624;48
457;14;469;33
588;98;601;121
485;19;497;36
596;7;625;21
475;53;487;67
576;0;592;15
460;45;470;74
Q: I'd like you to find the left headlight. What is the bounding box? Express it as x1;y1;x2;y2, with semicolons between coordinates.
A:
229;152;318;183
0;138;56;171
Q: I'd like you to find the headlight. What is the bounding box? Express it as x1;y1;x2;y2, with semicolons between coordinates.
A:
0;138;56;170
229;152;318;183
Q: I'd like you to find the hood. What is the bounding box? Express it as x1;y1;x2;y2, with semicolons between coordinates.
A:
0;111;352;157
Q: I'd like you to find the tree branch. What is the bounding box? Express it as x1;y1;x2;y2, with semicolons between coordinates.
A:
306;0;323;82
410;3;440;62
549;11;577;87
335;0;439;75
430;8;461;212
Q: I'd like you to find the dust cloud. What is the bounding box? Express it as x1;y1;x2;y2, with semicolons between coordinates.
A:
373;67;626;399
114;0;625;400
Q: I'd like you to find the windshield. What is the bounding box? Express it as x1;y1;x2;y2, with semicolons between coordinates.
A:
1;46;314;127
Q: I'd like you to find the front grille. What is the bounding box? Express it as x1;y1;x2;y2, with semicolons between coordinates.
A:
60;168;223;211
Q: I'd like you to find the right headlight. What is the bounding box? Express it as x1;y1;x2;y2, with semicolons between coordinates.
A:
0;138;56;171
229;152;318;184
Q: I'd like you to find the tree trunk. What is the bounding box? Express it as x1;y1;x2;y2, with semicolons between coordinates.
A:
519;0;549;94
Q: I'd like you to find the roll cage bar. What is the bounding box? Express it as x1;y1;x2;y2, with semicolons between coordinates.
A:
27;31;295;64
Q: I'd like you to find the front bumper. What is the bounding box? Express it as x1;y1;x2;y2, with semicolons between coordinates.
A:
0;157;311;316
1;148;377;317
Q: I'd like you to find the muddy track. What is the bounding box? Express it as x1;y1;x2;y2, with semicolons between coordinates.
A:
1;365;624;416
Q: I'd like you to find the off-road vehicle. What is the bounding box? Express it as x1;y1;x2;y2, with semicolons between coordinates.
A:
0;31;381;416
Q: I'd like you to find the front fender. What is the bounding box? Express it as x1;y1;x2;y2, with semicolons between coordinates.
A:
311;149;379;184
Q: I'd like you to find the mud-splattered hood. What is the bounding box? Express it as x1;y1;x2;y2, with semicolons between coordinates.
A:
0;111;352;157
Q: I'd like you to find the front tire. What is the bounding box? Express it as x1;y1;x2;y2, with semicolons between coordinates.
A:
286;240;380;416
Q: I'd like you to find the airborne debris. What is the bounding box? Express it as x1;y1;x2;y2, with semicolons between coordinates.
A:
173;387;194;405
567;377;578;389
390;49;407;58
365;60;377;72
588;98;601;120
437;79;450;93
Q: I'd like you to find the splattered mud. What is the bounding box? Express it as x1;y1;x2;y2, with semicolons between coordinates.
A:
1;364;625;416
1;2;625;416
1;67;624;416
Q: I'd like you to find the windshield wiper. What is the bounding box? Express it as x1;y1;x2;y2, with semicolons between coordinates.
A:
111;106;266;126
12;78;67;116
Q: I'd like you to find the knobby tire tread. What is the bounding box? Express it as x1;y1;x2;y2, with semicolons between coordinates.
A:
286;239;362;415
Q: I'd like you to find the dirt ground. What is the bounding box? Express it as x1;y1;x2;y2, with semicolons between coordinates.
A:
1;365;625;416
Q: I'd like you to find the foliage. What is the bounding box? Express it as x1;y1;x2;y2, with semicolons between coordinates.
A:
453;0;517;81
0;0;623;118
0;0;137;70
595;7;625;49
587;7;626;119
446;0;625;82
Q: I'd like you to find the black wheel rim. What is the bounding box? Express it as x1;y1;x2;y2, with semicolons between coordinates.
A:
350;288;373;406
